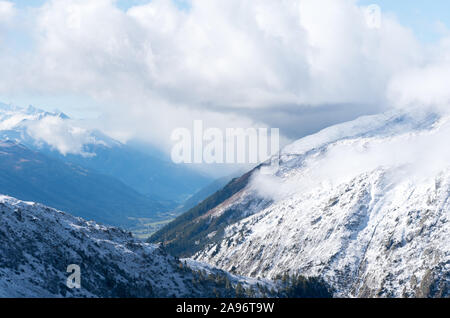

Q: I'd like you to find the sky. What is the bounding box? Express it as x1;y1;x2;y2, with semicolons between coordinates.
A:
359;0;450;43
1;0;450;157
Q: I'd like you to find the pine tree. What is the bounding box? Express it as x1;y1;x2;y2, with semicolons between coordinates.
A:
235;282;244;297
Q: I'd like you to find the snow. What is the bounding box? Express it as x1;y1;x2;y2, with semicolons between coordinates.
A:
0;195;273;297
1;102;448;297
194;108;450;298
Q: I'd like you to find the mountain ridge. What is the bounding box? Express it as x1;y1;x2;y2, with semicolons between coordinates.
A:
0;194;331;298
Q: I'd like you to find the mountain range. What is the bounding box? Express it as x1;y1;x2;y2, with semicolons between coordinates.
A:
0;102;212;200
1;100;448;298
0;195;330;297
0;102;213;228
150;108;450;298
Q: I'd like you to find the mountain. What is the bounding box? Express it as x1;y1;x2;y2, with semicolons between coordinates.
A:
0;102;211;204
150;108;450;298
0;195;330;298
49;142;211;204
149;169;261;256
174;175;235;214
0;140;168;227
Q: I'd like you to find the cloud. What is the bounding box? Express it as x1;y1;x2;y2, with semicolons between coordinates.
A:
0;1;14;23
388;36;450;113
251;110;450;202
26;116;96;157
0;0;448;152
0;1;15;43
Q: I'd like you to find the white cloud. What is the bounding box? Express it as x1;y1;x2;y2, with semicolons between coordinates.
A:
388;36;450;113
26;116;96;157
0;1;14;23
0;0;448;151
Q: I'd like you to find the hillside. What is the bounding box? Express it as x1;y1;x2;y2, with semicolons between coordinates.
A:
0;195;330;298
149;169;262;256
0;140;167;227
151;109;450;297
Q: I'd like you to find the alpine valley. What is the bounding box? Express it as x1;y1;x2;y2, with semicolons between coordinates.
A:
0;102;448;298
0;102;332;298
0;102;212;228
2;0;450;301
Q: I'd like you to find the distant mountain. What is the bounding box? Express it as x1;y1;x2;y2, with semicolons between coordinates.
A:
0;140;168;227
174;175;235;214
0;195;330;298
56;142;211;203
151;109;449;298
0;102;211;204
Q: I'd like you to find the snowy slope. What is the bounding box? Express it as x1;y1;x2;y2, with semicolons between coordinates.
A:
191;109;450;298
0;195;275;297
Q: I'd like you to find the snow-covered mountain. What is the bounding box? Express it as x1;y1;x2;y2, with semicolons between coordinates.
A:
152;108;450;298
0;102;211;204
0;195;283;297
